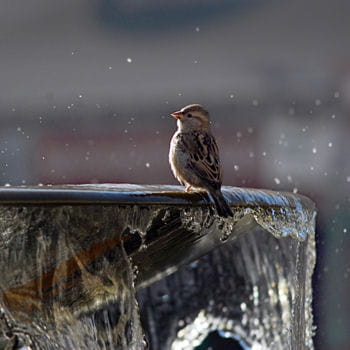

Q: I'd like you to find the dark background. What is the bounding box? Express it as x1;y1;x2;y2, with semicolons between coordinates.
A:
1;0;349;348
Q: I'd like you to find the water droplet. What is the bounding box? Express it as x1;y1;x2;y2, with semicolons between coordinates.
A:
195;27;200;32
288;107;295;115
274;178;281;185
328;142;333;147
233;165;239;171
126;57;132;63
312;147;317;154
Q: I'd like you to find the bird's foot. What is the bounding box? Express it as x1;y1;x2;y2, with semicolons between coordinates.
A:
185;185;192;192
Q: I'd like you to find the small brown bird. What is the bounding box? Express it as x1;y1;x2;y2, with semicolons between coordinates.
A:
169;104;233;218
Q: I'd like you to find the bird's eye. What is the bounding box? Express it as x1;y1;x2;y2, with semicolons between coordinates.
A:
187;113;192;118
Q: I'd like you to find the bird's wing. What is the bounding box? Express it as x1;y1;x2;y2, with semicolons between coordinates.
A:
186;132;222;189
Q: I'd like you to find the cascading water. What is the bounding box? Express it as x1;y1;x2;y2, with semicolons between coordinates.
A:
0;205;145;349
0;184;316;349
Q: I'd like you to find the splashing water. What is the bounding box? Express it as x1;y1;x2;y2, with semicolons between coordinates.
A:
137;187;316;350
0;185;316;349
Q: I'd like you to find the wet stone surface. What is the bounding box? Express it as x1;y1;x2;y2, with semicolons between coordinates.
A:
0;184;316;349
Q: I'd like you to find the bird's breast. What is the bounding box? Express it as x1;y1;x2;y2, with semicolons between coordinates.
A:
169;134;186;165
169;133;189;180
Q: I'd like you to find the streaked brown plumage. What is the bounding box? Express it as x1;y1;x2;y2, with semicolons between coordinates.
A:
169;104;233;218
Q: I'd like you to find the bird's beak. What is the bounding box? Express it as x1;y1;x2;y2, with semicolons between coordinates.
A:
171;111;183;119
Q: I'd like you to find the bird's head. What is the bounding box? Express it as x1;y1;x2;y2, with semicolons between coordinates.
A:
171;104;210;132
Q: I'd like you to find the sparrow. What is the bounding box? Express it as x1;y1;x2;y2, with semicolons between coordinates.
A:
169;104;233;218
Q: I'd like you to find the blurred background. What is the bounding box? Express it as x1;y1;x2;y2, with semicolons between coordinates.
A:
1;0;349;348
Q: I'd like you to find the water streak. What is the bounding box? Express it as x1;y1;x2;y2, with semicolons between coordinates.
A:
0;185;316;349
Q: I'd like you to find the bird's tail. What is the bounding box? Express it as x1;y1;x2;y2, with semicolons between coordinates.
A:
210;189;233;218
